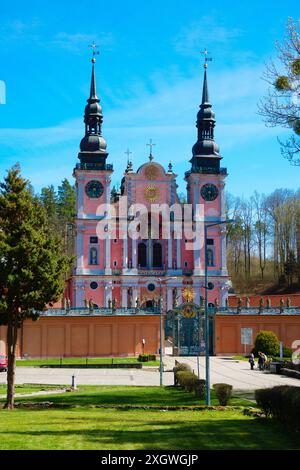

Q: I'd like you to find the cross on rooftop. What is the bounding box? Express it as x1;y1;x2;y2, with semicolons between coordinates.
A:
147;139;156;161
201;48;213;69
89;42;100;63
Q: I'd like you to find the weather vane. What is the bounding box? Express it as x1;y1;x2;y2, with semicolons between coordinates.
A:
147;139;156;161
201;48;212;69
89;42;100;63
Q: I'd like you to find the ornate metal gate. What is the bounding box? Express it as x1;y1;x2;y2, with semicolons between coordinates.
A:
165;302;214;356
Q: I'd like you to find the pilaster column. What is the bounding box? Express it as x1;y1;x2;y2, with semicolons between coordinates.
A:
132;239;137;269
194;286;200;305
176;239;181;269
220;228;227;274
122;238;128;268
121;287;128;308
104;284;112;307
168;235;172;269
132;287;138;306
75;281;85;307
105;236;111;274
76;227;84;273
167;288;173;311
220;182;226;219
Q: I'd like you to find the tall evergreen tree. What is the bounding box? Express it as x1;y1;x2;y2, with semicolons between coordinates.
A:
40;185;58;231
57;178;76;227
0;166;70;409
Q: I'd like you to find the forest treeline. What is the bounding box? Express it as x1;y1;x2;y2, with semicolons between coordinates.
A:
226;188;300;294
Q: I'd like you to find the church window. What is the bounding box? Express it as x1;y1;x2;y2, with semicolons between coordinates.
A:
153;242;162;268
138;242;147;267
89;247;98;265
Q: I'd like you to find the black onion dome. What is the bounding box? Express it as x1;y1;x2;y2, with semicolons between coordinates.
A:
80;134;107;152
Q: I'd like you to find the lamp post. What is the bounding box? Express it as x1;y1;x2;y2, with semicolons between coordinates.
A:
157;276;177;387
204;219;234;405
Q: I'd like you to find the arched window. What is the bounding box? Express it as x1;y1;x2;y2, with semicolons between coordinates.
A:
138;242;147;267
207;248;215;267
89;247;98;265
153;242;162;268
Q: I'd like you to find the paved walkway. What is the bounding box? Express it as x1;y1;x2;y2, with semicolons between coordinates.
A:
0;357;299;390
164;356;300;390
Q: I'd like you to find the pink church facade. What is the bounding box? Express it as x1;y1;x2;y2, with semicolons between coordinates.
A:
70;59;230;312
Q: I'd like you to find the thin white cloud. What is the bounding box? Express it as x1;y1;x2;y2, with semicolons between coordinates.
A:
173;15;243;57
52;32;115;53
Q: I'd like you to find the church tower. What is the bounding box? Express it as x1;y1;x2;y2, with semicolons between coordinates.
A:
185;60;229;306
73;54;113;307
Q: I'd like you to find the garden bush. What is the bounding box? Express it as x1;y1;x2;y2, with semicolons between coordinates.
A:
173;362;192;386
176;371;199;392
281;368;300;379
253;330;280;357
194;379;206;398
137;354;156;362
255;385;300;431
213;383;233;406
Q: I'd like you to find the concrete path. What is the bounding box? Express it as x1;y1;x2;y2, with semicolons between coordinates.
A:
164;356;300;390
0;357;299;390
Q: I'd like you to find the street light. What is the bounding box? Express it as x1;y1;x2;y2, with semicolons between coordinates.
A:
157;276;177;387
204;219;235;405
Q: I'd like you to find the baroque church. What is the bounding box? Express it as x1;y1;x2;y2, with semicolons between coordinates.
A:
70;55;230;312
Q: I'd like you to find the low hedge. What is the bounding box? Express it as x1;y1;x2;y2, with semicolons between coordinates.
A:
281;368;300;379
255;385;300;431
137;354;157;362
213;383;233;406
173;363;206;398
173;362;192;386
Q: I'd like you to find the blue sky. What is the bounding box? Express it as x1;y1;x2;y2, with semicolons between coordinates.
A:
0;0;299;197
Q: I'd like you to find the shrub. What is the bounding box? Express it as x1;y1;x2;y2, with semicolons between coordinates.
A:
137;354;156;362
194;379;206;398
253;330;280;357
148;354;156;361
138;354;149;362
255;385;300;431
213;383;233;406
173;362;192;386
282;346;293;358
176;371;198;392
281;368;300;379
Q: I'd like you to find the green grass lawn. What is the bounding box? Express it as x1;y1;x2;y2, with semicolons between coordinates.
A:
0;384;66;395
0;386;299;450
16;357;159;367
0;407;299;450
0;385;252;407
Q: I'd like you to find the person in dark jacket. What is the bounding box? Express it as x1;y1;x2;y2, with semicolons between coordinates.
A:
258;352;264;371
249;353;255;370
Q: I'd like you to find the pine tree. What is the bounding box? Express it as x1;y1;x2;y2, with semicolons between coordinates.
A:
0;166;71;409
57;178;76;227
40;185;58;231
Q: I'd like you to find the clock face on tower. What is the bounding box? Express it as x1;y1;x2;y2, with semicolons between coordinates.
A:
200;183;219;202
85;180;104;199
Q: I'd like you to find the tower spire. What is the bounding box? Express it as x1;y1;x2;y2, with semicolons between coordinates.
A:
78;44;109;169
190;51;221;174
